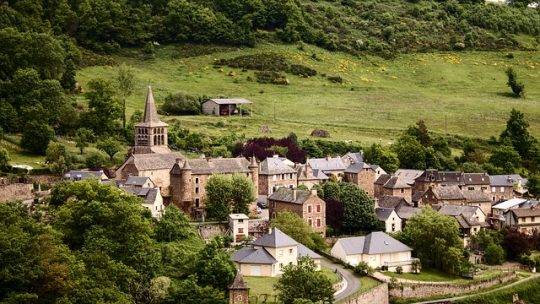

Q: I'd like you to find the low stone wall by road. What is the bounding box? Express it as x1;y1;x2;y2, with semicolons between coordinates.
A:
0;183;33;203
339;281;389;304
388;271;517;299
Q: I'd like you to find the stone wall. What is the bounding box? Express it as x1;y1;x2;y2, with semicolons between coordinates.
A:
340;281;389;304
0;183;34;202
388;271;517;299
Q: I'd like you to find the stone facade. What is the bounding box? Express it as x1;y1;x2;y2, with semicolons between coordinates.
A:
344;169;376;197
258;172;296;196
268;189;326;236
0;183;33;203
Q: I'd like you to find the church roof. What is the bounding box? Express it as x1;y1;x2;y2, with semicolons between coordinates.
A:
229;272;249;290
135;86;168;128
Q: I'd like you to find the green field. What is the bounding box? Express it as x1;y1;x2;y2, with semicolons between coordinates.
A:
383;268;461;282
77;44;540;145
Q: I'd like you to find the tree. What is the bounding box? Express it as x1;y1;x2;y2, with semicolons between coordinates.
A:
461;162;484;173
61;59;77;91
274;257;334;304
116;64;135;130
155;205;197;242
96;137;122;161
193;238;236;290
338;183;382;233
489;145;521;173
45;142;73;173
484;243;505;265
75;128;94;154
0;148;10;171
85;151;108;169
271;211;326;251
527;175;540;199
502;228;532;260
20;122;55;155
165;277;227;304
505;68;524;98
83;78;121;135
205;174;255;220
398;208;466;274
406;120;432;147
161;92;202;115
500;109;537;160
392;135;426;170
364;143;399;173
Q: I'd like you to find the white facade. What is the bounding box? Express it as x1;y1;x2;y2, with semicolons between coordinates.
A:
229;213;250;245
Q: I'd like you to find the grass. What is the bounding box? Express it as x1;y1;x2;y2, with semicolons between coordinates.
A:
321;266;342;284
358;276;382;293
76;43;540;146
383;268;461;282
454;276;540;304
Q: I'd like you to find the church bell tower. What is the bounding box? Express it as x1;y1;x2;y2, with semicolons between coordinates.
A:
133;86;171;154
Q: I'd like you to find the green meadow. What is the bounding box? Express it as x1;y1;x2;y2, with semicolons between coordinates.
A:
77;44;540;146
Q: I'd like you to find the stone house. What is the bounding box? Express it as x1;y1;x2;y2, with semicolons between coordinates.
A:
344;162;377;197
330;231;417;272
258;155;297;197
201;98;252;116
122;186;164;218
229;213;250;245
490;174;528;202
341;152;364;167
307;156;347;180
504;206;540;235
376;208;402;233
421;185;466;206
268;188;326;236
232;228;321;277
413;170;465;194
394;169;423;187
374;174;412;202
124;176;155;188
170;156;258;215
296;163;329;189
462;189;493;217
435;205;486;247
463;173;490;192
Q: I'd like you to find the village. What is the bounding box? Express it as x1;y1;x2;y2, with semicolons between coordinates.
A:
2;87;538;304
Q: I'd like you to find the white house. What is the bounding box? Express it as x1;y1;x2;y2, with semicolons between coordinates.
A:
330;231;416;272
122;186;164;218
229;213;250;245
375;208;402;233
232;228;321;277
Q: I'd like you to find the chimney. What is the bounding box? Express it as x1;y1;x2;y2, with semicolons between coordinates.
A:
292;189;297;201
311;189;317;196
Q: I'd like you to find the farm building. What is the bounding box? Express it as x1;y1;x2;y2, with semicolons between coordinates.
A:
202;98;252;116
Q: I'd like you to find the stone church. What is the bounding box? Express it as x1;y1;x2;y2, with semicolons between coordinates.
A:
116;86;258;216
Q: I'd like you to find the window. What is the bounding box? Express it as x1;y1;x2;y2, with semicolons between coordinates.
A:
317;218;321;227
400;188;404;193
500;187;504;193
195;198;200;207
308;205;312;213
491;187;496;192
316;205;321;212
468;187;474;190
278;250;283;257
195;187;199;194
531;217;535;222
289;248;293;254
392;223;396;232
308;218;312;226
281;174;285;180
238;228;244;233
273;175;277;181
195;178;199;184
238;219;243;223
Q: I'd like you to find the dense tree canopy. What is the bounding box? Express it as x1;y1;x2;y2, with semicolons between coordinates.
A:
205;174;255;220
271;211;326;251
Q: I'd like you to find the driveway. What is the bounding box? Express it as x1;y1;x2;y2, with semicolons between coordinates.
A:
321;258;360;302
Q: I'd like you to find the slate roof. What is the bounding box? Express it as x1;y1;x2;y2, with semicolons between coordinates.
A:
375;174;392;185
297;164;329;181
135;86;168;127
415;170;464;184
395;205;422;220
377;196;409;209
205;98;252;105
463;173;490;185
308;157;347;172
229;272;249;289
125;176;153;187
395;169;424;185
335;231;412;255
122;186;159;205
431;185;466;200
187;157;251;174
375;174;410;189
268;188;312;205
375;208;395;221
64;170;105;181
436;205;484;228
126;153;183;171
252;227;298;248
411;190;426;204
492;198;528;210
490;174;528;187
297;243;322;259
259;157;296;175
229;213;249;220
509;207;540;218
344;162;373;174
342;152;364;164
462;190;492;203
231;247;277;264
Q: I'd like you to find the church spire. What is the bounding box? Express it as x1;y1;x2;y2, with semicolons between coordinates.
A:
143;86;161;124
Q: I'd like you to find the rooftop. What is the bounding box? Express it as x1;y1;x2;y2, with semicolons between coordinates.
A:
259;156;296;175
206;98;252;105
252;227;299;248
335;231;412;255
307;157;347;172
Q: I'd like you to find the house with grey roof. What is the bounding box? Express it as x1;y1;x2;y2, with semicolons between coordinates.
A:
341;152;364;166
330;231;417;272
64;170;108;181
490;174;528;202
296;162;329;189
124;176;155;188
232;227;321;277
376;207;402;233
258;155;297;197
307;156;347;178
374;174;412;202
202;98;252;116
122;186;164;218
435;205;487;247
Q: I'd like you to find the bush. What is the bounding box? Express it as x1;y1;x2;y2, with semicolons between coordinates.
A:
327;75;344;83
255;71;289;85
396;266;403;274
289;64;317;77
484;243;505;265
310;129;330;138
85;151;109;169
353;262;373;276
21;122;55;155
160;93;202;115
506;67;525;98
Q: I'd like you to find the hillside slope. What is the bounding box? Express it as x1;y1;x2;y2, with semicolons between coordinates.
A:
77;44;540;144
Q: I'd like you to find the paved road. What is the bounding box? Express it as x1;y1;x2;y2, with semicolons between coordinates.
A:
412;273;540;304
321;259;360;302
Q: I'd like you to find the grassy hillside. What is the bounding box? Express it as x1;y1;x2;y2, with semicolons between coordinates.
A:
77;44;540;145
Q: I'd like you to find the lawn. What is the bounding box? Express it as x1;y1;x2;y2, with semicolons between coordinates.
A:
383;268;461;282
358;276;382;293
321;266;342;284
454;276;540;304
77;44;540;145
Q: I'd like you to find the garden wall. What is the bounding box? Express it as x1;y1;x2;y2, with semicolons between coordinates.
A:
340;282;389;304
389;271;517;299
